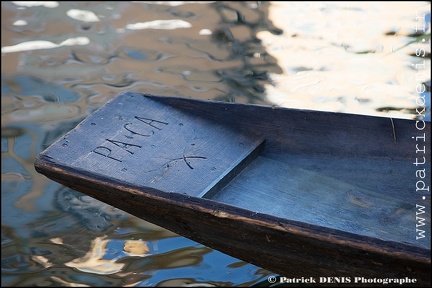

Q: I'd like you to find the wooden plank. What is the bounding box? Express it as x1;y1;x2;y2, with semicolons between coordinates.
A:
37;92;264;198
213;155;429;248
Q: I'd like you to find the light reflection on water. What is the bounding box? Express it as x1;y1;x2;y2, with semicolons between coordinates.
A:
261;2;431;119
1;1;430;287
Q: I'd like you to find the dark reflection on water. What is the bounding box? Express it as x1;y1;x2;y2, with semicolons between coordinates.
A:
2;75;80;102
2;1;280;286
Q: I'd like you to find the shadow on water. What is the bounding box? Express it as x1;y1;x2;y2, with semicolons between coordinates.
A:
2;1;283;286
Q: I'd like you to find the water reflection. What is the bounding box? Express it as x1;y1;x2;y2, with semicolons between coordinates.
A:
1;1;430;287
64;236;127;275
259;2;430;118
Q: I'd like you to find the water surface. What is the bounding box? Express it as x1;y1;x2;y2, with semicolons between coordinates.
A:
1;1;430;287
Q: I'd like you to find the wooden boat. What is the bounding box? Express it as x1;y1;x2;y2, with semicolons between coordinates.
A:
34;92;431;285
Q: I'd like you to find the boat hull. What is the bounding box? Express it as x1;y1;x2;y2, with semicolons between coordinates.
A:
34;92;431;285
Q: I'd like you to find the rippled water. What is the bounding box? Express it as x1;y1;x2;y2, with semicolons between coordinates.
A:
1;1;430;287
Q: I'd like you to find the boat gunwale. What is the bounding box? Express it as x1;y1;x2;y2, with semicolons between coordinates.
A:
143;93;426;122
142;93;431;162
